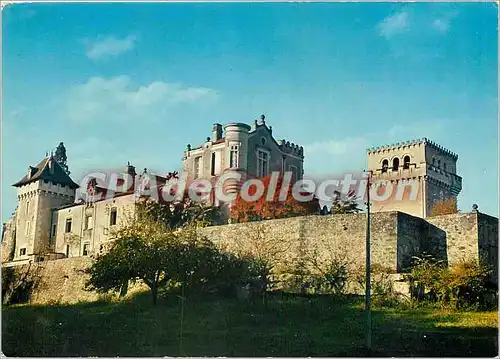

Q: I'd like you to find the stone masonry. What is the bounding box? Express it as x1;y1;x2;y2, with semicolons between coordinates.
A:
7;210;496;306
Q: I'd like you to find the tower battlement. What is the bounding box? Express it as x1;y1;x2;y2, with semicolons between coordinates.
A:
277;139;304;157
367;138;458;161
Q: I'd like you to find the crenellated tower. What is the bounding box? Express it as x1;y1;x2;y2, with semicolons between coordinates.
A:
367;138;462;218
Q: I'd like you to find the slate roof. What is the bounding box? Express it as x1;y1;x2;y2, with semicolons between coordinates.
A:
12;156;80;189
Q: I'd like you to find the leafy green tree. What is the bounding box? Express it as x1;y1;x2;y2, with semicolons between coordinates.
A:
87;197;233;304
330;190;362;214
86;219;180;305
54;142;70;175
137;192;223;230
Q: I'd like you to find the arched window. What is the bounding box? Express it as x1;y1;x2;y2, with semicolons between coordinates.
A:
443;163;447;172
432;157;436;166
437;159;441;169
392;157;399;171
403;155;410;170
381;159;389;173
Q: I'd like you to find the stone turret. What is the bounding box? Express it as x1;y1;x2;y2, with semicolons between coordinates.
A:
223;123;251;197
12;155;79;260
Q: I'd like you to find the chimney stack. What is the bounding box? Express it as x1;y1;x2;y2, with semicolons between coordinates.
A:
212;123;223;141
125;162;137;191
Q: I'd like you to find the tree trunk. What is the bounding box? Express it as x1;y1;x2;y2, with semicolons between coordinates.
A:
119;278;129;297
151;283;158;305
151;271;158;305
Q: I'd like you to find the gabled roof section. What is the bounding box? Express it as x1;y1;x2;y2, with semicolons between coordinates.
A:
13;156;80;189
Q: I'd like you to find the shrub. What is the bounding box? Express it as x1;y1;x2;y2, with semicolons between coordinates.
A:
229;174;318;223
408;255;496;310
352;264;400;307
299;257;349;296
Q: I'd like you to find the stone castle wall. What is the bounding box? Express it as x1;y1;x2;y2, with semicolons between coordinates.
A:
2;211;497;305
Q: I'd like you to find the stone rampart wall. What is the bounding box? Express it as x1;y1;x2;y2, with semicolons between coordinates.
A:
3;211;497;305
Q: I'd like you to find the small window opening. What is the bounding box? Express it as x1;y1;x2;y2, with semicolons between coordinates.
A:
392;157;400;171
110;208;117;226
403;156;410;170
83;243;90;256
211;152;216;176
65;218;72;233
381;159;389;173
85;215;93;230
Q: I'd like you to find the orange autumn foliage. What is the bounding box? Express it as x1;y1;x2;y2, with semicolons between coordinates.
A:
230;175;319;223
430;197;459;216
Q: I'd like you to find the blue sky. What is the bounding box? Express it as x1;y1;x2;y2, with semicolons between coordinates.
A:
2;2;498;221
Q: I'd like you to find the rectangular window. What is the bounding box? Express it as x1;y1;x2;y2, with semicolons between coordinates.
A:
193;156;202;179
20;248;26;256
257;150;269;177
110;208;117;226
211;152;216;176
51;224;57;238
85;215;93;230
65;218;72;233
65;245;70;257
214;151;221;175
229;145;239;168
82;243;90;256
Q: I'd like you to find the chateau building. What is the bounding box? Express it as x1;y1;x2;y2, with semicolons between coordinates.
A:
182;115;304;202
1;115;466;265
2;115;305;264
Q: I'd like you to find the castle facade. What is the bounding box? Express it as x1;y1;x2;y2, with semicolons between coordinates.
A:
1;117;468;265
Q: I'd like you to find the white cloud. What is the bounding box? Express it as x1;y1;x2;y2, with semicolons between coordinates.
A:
377;11;409;38
303;137;369;174
431;12;458;34
431;19;450;33
64;76;219;123
387;121;444;140
85;35;136;60
306;137;369;156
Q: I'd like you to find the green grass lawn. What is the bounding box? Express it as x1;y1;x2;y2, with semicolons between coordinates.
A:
2;292;498;357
